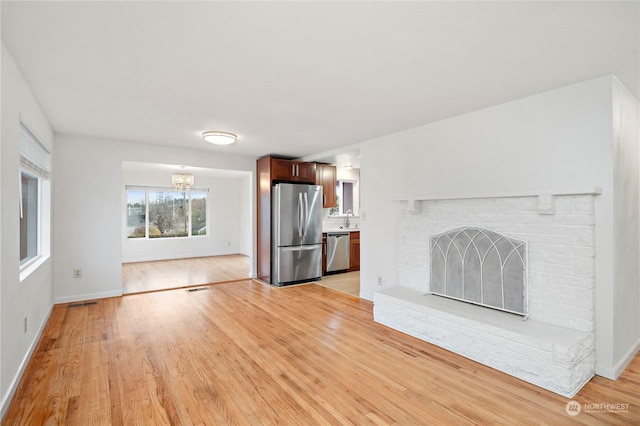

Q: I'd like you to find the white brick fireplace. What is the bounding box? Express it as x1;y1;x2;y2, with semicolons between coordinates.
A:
373;189;602;397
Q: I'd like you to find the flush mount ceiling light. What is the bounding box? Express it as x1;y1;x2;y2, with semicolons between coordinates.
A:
172;167;194;191
202;131;237;145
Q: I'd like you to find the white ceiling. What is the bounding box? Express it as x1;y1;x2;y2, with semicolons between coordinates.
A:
2;1;638;166
122;161;251;179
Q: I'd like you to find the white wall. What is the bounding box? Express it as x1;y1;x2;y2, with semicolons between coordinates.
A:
1;5;3;413
53;135;255;303
121;168;251;263
611;78;640;375
1;42;55;417
360;76;639;378
238;174;253;260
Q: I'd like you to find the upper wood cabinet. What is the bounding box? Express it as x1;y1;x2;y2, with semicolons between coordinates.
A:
315;163;337;208
295;162;316;182
270;158;316;184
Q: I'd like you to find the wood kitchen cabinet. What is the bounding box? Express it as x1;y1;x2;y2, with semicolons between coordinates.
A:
348;231;360;272
256;156;273;283
270;158;316;183
315;163;337;208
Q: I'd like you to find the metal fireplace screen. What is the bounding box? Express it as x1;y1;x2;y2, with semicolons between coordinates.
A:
430;227;528;317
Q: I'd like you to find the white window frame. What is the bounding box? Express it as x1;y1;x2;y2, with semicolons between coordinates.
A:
19;122;51;281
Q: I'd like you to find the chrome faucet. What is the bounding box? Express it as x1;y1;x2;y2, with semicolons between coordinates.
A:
345;209;353;228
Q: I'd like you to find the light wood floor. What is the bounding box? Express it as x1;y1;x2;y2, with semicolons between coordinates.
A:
318;271;360;297
122;254;249;294
123;255;360;297
4;280;638;425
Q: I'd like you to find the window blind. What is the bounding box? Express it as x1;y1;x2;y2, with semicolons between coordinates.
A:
20;122;50;179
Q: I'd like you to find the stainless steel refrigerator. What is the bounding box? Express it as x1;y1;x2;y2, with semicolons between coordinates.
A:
272;183;323;286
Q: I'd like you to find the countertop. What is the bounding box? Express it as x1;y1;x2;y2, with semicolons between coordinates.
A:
323;227;360;233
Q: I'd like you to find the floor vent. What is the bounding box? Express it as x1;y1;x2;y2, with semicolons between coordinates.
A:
67;301;98;308
187;287;209;292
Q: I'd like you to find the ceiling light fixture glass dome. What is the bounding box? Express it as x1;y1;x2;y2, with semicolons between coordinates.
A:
202;131;237;145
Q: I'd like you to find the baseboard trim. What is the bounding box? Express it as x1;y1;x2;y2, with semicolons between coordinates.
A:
1;304;54;420
54;289;123;304
122;253;247;264
595;337;640;380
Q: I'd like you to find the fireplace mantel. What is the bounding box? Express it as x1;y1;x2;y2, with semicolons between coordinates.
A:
390;187;602;214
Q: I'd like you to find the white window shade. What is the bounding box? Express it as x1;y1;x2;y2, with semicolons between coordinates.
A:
20;122;50;180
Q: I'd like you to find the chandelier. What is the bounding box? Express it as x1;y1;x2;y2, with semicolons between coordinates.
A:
171;169;194;191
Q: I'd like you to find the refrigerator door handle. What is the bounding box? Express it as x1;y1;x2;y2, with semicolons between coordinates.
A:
281;245;318;252
298;192;304;238
303;192;309;237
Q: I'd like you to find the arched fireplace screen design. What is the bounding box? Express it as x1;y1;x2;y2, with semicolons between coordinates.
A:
430;227;528;318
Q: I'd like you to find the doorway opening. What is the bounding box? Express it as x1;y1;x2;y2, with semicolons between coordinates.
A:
121;161;252;294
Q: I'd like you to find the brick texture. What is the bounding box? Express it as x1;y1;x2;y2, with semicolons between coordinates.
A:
398;195;596;331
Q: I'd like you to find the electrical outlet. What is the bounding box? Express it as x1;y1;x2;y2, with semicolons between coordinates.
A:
378;276;385;286
24;317;27;333
73;269;82;279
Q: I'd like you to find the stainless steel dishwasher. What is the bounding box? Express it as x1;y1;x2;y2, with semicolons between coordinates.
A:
326;232;350;273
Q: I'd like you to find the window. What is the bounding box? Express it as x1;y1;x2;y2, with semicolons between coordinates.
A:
20;172;39;264
126;187;207;239
126;190;146;238
330;180;357;216
190;191;207;236
19;122;50;271
149;190;188;238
